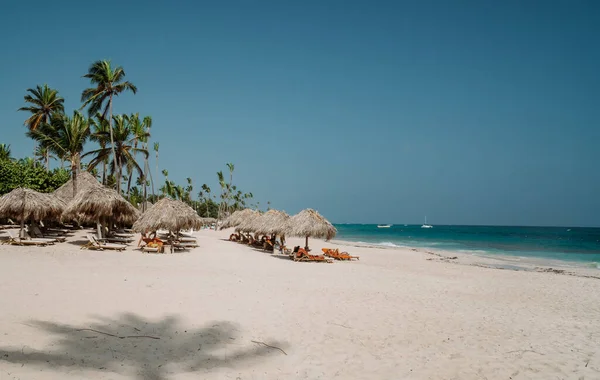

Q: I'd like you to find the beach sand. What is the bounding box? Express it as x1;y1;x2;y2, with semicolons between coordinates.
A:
1;228;599;379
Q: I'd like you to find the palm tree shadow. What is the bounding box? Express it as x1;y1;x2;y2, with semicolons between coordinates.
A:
0;313;288;380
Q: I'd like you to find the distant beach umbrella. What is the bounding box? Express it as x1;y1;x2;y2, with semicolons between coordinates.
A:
132;198;202;234
53;171;102;203
200;217;217;226
250;209;290;236
0;187;66;238
220;209;257;230
138;201;153;212
62;186;140;237
285;209;337;249
235;210;263;233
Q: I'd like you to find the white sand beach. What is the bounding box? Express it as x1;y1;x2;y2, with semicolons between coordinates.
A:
1;228;599;380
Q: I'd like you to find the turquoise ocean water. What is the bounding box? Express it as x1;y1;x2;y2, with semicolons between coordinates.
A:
334;224;600;266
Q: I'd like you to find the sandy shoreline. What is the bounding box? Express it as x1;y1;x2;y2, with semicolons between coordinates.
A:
1;228;600;379
332;238;600;279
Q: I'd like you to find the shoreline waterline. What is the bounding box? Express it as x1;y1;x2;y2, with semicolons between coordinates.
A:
333;224;600;269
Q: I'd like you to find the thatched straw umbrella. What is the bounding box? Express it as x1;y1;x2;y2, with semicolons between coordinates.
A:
137;201;153;212
220;209;256;230
0;188;66;238
53;171;102;203
62;187;140;238
285;209;337;249
132;198;202;234
235;210;263;233
252;210;290;236
200;217;217;227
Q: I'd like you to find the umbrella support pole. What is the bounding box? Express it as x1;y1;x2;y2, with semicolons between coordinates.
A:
96;220;102;238
305;236;309;251
20;219;25;239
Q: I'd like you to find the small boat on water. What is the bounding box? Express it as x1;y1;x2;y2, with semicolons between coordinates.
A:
377;224;392;228
421;216;433;229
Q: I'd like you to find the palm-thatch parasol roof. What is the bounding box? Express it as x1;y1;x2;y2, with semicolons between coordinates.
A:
62;186;140;224
132;198;202;233
137;201;154;212
53;171;102;203
200;217;217;226
248;209;290;236
220;209;256;230
285;209;337;248
234;210;263;233
0;187;66;237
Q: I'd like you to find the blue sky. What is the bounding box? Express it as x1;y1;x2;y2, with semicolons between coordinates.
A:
1;0;599;226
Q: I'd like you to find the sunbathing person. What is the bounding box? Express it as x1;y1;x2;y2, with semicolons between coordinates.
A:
138;231;163;248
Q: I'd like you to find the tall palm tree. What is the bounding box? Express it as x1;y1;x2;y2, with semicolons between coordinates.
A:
84;114;148;189
225;163;235;214
201;184;211;218
27;111;90;195
34;145;55;170
0;144;12;161
153;142;159;198
89;113;111;185
19;84;65;163
19;84;65;131
125;114;151;197
216;170;226;221
81;60;137;193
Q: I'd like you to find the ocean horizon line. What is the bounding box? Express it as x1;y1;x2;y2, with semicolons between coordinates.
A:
332;223;600;229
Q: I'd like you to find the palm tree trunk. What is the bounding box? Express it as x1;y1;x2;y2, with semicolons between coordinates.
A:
71;160;78;197
126;174;132;198
155;151;159;198
102;157;106;185
108;95;119;193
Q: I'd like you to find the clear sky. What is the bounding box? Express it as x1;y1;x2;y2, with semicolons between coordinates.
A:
1;0;599;226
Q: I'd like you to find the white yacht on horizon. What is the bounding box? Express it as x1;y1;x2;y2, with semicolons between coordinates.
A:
421;216;433;229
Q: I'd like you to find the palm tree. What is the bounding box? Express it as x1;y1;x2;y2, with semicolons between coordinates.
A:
0;144;12;161
216;170;226;221
84;114;148;190
34;145;55;170
225;163;235;214
81;60;137;193
125;114;151;197
18;84;65;131
201;184;211;217
153;142;159;198
27;111;90;195
19;84;65;162
185;177;193;205
89;113;111;185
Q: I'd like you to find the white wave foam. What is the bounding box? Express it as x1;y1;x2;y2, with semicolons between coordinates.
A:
352;241;401;248
378;241;400;247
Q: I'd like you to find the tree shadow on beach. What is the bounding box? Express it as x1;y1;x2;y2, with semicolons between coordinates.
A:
0;313;288;380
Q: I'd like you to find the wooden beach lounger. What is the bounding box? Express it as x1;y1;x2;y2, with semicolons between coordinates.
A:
28;225;66;242
99;236;133;244
322;248;359;261
293;248;333;263
82;235;127;251
141;245;163;253
4;231;52;246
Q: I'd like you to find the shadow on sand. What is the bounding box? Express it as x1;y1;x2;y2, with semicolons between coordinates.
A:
0;313;288;380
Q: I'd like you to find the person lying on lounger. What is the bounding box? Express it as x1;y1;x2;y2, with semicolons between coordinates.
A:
138;231;163;248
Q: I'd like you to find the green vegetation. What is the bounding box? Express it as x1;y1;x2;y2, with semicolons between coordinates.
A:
0;158;70;195
3;59;264;220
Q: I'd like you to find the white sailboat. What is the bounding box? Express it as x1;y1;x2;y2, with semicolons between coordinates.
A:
421;216;432;229
377;224;392;228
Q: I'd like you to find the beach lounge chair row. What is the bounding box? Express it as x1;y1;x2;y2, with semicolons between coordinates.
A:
82;235;127;251
2;230;56;246
322;248;360;261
